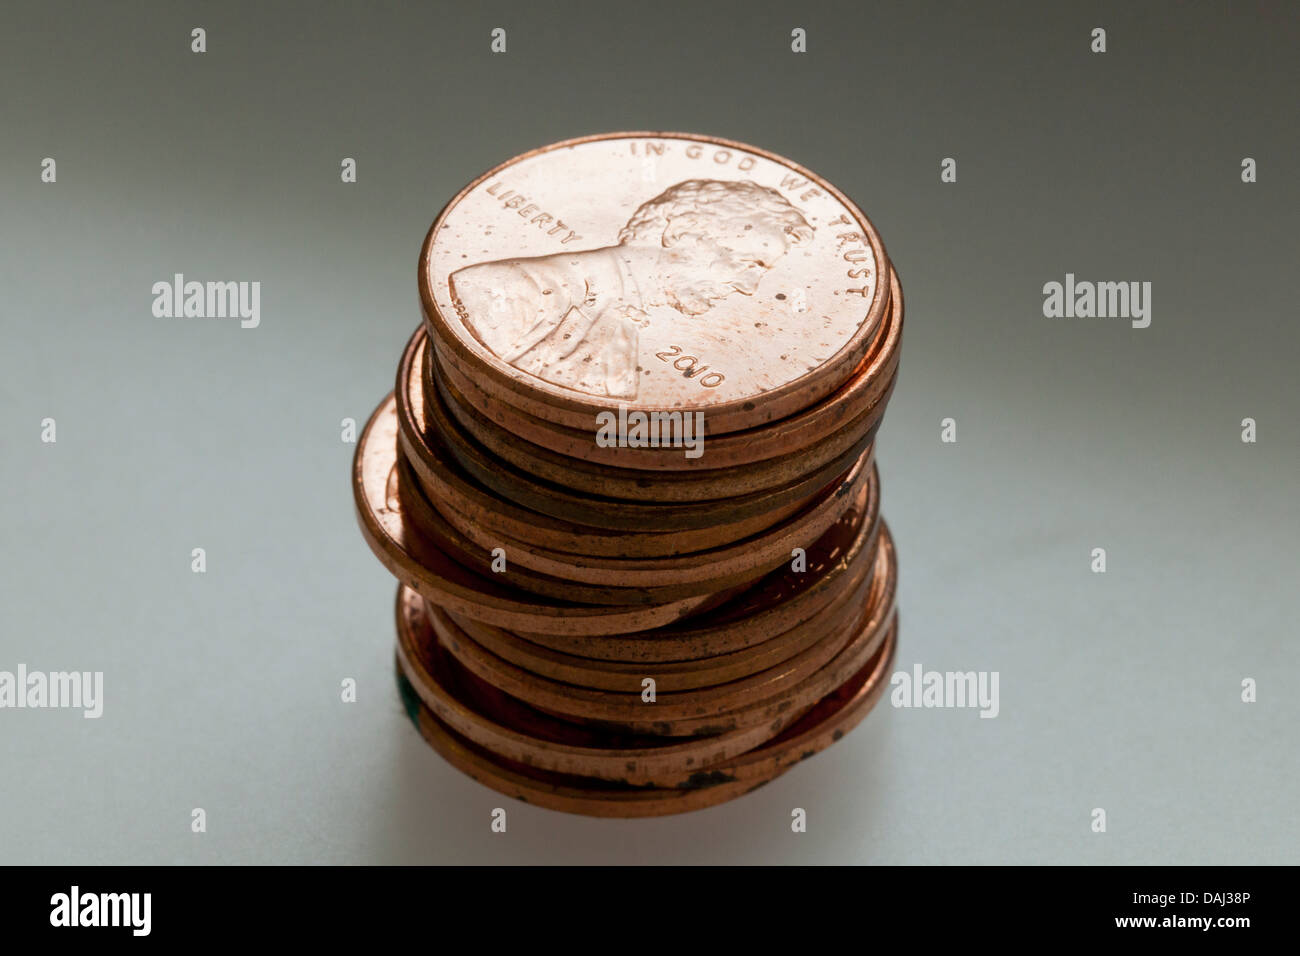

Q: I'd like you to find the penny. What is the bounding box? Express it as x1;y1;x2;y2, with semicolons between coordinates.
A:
420;132;891;436
411;449;874;591
395;585;899;798
352;395;724;635
397;589;823;783
360;130;905;815
398;613;896;809
508;475;881;661
428;263;900;471
396;331;839;555
417;452;815;561
447;555;876;693
426;347;882;531
398;674;766;817
391;456;703;607
431;352;881;508
423;521;895;737
436;338;894;502
396;394;875;597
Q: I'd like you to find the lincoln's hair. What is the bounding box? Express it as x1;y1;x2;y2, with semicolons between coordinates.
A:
618;179;815;247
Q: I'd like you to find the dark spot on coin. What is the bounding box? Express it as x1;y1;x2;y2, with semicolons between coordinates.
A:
693;724;730;736
775;293;786;300
684;770;736;789
832;729;844;741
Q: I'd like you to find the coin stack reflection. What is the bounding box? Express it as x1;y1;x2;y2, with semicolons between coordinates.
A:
354;134;903;816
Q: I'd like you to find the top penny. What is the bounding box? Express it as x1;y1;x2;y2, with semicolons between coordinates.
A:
420;132;891;435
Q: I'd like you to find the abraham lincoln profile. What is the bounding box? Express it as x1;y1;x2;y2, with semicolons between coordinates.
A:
448;179;815;399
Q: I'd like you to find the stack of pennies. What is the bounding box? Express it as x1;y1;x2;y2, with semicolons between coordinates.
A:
353;133;903;817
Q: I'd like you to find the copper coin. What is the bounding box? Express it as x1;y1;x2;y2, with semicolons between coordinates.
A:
428;265;901;473
419;457;814;562
507;474;881;661
430;336;890;502
396;331;836;554
394;611;899;812
398;673;767;817
446;546;877;693
398;589;822;783
352;395;724;635
397;579;898;786
391;456;702;607
419;132;892;436
412;454;875;590
423;521;896;737
427;353;880;531
395;409;875;598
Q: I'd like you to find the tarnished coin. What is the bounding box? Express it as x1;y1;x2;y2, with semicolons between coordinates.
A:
398;671;767;817
420;132;891;435
397;564;898;784
395;603;899;811
509;474;882;662
422;521;896;737
446;554;876;693
397;589;823;783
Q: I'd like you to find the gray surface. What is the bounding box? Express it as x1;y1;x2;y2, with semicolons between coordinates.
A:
1;0;1296;864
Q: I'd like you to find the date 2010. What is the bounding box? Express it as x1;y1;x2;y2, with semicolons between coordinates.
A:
654;345;725;388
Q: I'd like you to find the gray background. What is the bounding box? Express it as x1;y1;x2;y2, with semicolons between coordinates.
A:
2;0;1296;864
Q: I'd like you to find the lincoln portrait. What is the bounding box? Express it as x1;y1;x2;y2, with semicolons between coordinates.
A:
448;178;815;399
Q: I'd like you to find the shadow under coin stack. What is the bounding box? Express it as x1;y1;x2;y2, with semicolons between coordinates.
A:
354;133;903;816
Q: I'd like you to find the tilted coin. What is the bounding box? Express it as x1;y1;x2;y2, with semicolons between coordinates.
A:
353;395;726;634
